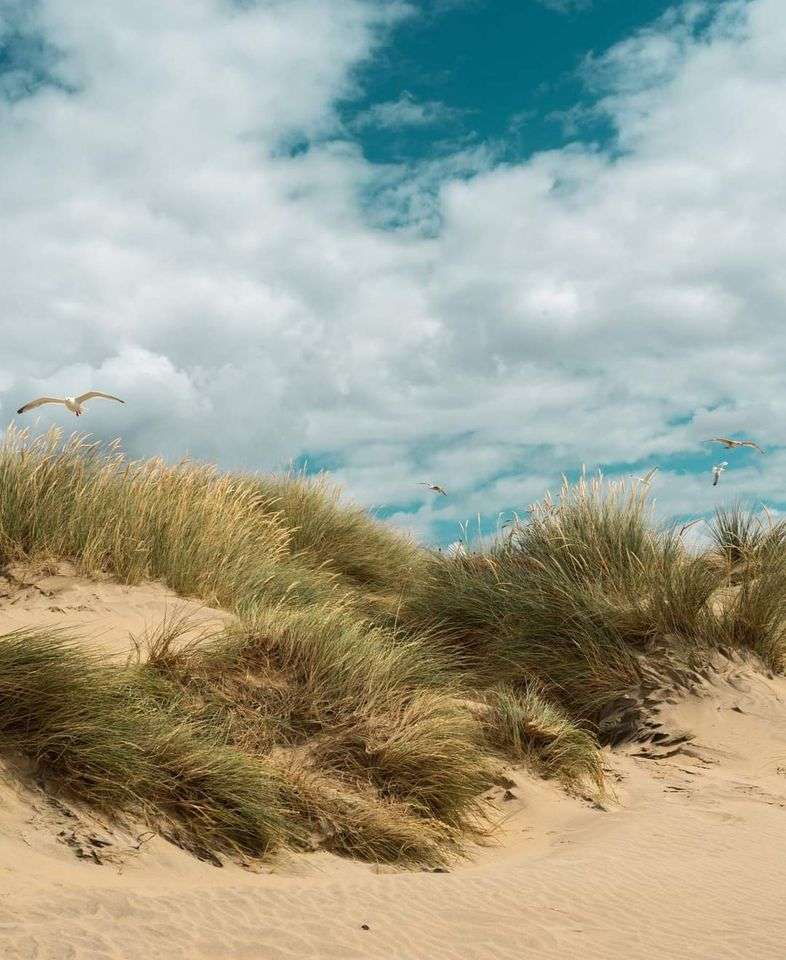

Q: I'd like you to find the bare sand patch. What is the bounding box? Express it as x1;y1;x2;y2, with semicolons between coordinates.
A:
0;561;233;660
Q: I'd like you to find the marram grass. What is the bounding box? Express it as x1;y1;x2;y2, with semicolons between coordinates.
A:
0;430;784;864
0;630;295;858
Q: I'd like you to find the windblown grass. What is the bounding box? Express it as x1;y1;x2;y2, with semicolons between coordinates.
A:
710;505;768;574
275;760;460;865
255;472;423;598
704;507;786;670
397;474;780;720
397;476;665;716
0;629;294;858
480;684;603;792
311;692;495;825
142;605;496;837
0;428;289;611
0;428;495;863
1;429;785;866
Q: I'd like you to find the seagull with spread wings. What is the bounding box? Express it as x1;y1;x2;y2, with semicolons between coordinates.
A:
17;391;125;418
706;437;765;454
712;461;728;487
628;468;658;484
419;481;447;496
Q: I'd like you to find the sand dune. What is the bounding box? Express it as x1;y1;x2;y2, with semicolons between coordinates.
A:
1;573;786;959
0;562;233;660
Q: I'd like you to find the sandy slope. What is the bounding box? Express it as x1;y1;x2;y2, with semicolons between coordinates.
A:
1;574;786;959
0;562;233;659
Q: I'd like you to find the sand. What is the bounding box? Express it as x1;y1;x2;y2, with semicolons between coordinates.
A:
0;561;234;660
1;571;786;959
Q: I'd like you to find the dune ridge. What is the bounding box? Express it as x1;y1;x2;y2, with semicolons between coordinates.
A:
1;429;786;956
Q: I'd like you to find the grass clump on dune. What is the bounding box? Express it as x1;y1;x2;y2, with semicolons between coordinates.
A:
397;475;665;717
480;684;604;792
398;474;786;724
275;760;461;866
143;604;497;844
0;428;289;611
0;429;497;865
255;472;423;599
311;692;495;825
0;630;295;859
704;506;786;670
0;619;478;866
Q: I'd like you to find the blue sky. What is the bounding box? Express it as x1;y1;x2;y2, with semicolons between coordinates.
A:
0;0;783;546
341;0;677;165
332;0;740;543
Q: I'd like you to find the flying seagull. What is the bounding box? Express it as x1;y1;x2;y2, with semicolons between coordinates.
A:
706;437;765;454
628;468;658;484
419;481;447;496
712;461;728;487
17;391;125;418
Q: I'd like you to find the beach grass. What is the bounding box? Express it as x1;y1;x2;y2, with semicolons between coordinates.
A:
0;429;782;864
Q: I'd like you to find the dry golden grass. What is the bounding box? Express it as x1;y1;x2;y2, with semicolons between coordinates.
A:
480;684;604;793
1;431;783;866
397;474;786;720
254;472;424;599
0;428;289;609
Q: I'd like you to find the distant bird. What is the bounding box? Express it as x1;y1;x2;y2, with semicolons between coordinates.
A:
419;482;447;496
16;391;125;418
712;461;728;487
628;468;658;484
706;437;765;454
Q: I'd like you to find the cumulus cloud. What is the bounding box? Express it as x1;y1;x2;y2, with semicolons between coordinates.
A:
1;0;785;543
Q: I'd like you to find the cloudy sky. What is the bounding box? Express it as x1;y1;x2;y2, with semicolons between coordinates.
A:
1;0;784;544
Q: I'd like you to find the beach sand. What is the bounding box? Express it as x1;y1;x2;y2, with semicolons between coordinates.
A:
0;561;233;660
1;569;785;959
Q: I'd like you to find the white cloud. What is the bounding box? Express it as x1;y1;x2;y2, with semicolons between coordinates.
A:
353;91;463;129
2;0;786;542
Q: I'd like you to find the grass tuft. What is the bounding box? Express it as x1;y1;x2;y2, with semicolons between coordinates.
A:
480;684;604;792
0;630;294;858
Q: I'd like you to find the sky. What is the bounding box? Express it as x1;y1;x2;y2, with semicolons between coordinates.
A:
1;0;784;545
